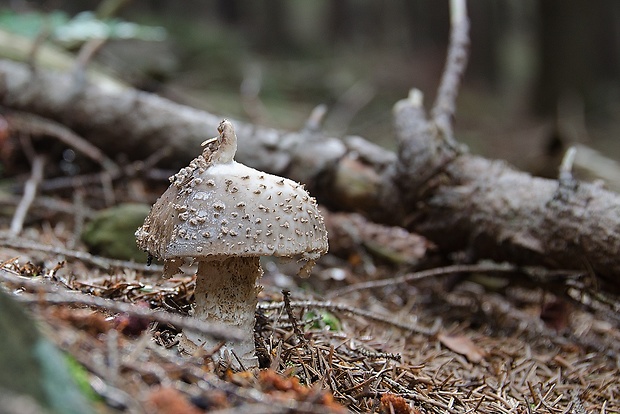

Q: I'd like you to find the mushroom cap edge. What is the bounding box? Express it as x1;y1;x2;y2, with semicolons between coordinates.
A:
135;160;328;263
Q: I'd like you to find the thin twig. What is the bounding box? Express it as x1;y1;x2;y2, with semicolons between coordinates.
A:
207;401;341;414
431;0;470;144
26;19;52;71
35;152;173;193
304;104;328;133
0;236;160;273
6;112;119;173
147;342;344;414
282;289;307;345
67;190;86;250
382;376;462;414
330;263;585;298
10;154;45;236
0;268;242;341
259;299;435;336
0;194;96;218
328;263;514;297
68;34;110;99
100;169;116;206
72;38;108;82
355;346;401;362
556;146;579;199
106;329;120;386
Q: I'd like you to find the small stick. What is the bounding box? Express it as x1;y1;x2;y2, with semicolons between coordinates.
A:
355;346;401;362
282;289;306;345
0;268;242;342
67;190;86;250
0;194;95;218
382;376;462;414
106;329;120;386
26;20;52;71
35;148;173;193
259;299;435;336
70;37;109;97
100;170;116;206
431;0;470;145
10;154;45;236
240;63;268;124
304;104;328;133
73;38;108;79
328;262;583;297
6;112;119;173
555;146;579;200
0;236;160;273
328;263;513;297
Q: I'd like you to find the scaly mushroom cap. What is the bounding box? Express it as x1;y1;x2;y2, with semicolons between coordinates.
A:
136;120;328;268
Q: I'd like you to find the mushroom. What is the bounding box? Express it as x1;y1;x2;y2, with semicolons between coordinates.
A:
136;119;328;369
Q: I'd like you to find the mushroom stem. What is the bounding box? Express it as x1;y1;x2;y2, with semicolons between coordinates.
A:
181;256;262;369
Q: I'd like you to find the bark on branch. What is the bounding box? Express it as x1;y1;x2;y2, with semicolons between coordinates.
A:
394;92;620;288
0;58;619;288
0;59;399;222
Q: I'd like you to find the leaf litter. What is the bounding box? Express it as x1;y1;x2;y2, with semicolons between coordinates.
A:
0;210;619;413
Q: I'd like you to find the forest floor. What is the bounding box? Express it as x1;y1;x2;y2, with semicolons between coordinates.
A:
1;13;619;412
0;195;618;413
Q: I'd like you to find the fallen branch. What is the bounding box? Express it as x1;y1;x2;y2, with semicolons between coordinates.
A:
259;299;436;336
0;58;397;223
431;0;470;145
6;111;119;173
0;1;619;287
9;154;45;236
0;268;241;341
326;263;581;297
0;235;161;272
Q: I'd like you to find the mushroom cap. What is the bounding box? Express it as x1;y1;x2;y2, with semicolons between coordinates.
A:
136;122;328;264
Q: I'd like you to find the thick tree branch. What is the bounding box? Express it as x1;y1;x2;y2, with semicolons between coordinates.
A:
395;97;620;286
0;58;399;223
0;56;619;287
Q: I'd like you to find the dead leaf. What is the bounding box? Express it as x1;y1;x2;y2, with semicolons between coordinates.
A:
438;333;486;363
146;386;203;414
380;393;412;414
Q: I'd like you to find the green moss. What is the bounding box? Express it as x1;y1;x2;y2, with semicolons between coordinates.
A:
81;203;151;261
304;310;341;331
64;356;100;403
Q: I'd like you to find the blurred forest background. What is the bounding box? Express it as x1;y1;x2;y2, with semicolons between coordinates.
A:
1;0;620;176
1;3;619;412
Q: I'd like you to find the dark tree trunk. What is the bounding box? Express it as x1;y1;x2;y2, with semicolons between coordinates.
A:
533;0;620;117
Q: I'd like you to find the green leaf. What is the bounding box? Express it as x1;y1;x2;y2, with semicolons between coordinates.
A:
304;310;341;331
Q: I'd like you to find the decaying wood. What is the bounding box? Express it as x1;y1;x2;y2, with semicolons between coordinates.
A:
0;11;619;288
394;92;620;288
0;58;399;222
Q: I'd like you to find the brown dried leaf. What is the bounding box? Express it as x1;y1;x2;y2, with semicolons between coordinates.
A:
146;386;203;414
438;333;486;363
380;393;412;414
258;370;347;413
50;307;112;336
323;211;433;265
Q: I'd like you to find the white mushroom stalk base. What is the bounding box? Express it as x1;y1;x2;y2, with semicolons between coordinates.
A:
179;256;262;369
